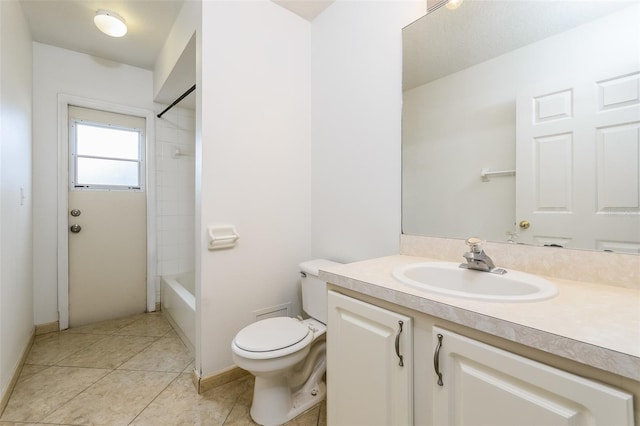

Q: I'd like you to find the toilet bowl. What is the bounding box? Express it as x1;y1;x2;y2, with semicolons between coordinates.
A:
231;259;339;426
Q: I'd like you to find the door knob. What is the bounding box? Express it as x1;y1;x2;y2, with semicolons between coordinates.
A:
519;220;530;229
70;224;82;233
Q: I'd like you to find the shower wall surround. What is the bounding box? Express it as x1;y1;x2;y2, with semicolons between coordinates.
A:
155;106;196;302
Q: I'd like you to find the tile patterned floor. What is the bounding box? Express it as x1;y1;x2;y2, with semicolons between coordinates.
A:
0;312;326;425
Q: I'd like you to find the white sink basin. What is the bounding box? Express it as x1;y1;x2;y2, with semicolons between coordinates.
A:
392;262;557;302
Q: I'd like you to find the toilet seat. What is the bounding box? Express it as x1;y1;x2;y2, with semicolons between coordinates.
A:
233;317;313;360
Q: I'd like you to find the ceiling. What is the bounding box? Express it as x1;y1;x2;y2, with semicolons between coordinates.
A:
273;0;334;21
403;0;635;91
20;0;334;108
20;0;185;70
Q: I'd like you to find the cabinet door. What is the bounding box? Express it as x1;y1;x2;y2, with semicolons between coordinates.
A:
432;327;634;426
328;291;413;425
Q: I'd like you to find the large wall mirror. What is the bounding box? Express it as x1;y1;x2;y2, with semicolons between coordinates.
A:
402;0;640;253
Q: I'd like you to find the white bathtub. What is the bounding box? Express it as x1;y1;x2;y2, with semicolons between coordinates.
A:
161;272;195;352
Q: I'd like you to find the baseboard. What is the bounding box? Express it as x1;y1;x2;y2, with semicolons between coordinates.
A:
35;321;59;336
192;365;249;394
0;329;35;416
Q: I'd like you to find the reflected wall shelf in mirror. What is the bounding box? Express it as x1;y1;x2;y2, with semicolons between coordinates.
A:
401;0;640;254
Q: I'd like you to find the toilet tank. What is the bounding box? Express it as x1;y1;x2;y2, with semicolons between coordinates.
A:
299;259;341;324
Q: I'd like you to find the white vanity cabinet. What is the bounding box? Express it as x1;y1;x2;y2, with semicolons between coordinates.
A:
432;327;634;425
327;290;413;425
326;288;636;426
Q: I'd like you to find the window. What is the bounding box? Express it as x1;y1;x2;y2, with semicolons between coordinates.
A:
69;106;145;191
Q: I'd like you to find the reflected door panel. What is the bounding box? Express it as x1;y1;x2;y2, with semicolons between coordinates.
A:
516;72;640;252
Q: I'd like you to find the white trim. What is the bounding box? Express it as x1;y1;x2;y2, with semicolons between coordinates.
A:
57;94;157;330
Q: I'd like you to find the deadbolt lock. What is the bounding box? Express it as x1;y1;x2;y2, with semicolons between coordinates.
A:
70;209;81;217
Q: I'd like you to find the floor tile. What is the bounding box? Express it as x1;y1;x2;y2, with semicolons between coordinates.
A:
65;314;144;335
183;360;195;373
16;364;48;384
284;403;322;426
222;382;326;426
1;312;324;426
222;402;256;426
131;373;253;426
26;333;105;366
56;335;158;369
0;366;110;423
118;334;192;372
221;376;256;426
318;400;327;425
43;369;178;425
115;313;173;337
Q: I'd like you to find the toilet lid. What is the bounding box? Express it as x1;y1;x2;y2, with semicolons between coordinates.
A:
234;317;310;352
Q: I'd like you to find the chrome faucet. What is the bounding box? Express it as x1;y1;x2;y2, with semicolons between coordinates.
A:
460;237;506;275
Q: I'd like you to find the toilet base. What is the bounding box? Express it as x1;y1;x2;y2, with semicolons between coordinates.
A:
250;377;326;426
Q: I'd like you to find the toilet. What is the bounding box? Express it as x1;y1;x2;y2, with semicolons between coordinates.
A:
231;259;340;426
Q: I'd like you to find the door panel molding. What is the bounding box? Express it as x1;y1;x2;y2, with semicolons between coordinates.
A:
57;94;157;330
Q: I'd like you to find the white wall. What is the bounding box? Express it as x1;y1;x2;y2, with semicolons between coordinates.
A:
403;51;517;241
310;0;426;263
153;1;199;100
190;0;426;377
32;43;155;325
197;0;311;376
0;0;33;402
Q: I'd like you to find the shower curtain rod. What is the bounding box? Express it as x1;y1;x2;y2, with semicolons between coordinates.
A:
157;84;196;118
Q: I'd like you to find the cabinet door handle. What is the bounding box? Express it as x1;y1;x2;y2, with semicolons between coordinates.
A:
434;333;444;386
395;320;404;367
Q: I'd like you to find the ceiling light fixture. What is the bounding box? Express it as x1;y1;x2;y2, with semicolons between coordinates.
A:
446;0;463;10
94;10;127;37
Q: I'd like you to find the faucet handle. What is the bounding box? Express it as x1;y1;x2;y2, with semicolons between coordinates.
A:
465;237;484;253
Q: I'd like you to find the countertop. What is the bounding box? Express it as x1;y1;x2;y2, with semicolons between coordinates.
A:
319;254;640;381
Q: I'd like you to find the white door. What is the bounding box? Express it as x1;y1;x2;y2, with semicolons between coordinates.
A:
516;71;640;252
67;106;147;327
432;327;634;425
327;291;413;426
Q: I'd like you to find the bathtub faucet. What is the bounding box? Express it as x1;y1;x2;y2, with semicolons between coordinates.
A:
459;237;506;275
